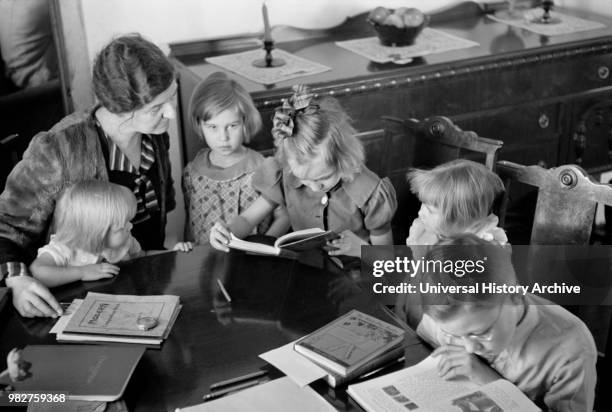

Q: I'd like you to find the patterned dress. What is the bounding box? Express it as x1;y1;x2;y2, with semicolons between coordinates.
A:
182;148;271;244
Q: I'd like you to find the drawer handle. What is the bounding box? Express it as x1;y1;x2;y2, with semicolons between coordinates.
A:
538;113;550;129
598;66;610;80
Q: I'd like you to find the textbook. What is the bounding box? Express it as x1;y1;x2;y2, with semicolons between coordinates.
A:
51;299;181;347
61;292;181;340
227;228;338;257
347;356;540;412
0;345;144;401
294;310;405;377
322;344;405;388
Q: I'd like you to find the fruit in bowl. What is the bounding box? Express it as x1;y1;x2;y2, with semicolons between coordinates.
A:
367;7;428;47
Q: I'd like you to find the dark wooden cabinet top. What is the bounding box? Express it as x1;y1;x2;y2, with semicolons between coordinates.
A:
170;3;612;108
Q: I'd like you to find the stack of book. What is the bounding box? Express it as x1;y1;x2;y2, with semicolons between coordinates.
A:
50;292;181;347
293;309;405;387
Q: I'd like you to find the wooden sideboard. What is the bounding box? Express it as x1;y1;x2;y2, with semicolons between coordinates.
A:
170;2;612;241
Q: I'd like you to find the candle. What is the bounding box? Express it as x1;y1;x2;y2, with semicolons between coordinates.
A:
262;2;272;42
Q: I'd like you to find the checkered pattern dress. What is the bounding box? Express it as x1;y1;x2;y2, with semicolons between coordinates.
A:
183;148;271;244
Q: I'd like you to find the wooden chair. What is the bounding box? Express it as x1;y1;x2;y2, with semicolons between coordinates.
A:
496;160;612;245
380;116;504;243
496;160;612;410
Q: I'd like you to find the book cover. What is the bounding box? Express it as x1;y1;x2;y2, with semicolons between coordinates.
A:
63;292;180;338
347;356;540;412
227;228;338;257
0;345;145;402
294;310;404;376
322;345;404;388
51;299;181;347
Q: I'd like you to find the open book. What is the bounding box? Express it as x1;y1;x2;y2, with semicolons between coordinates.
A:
294;310;405;377
228;228;338;257
348;356;540;412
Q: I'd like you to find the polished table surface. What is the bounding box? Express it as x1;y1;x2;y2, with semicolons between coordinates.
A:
0;245;427;411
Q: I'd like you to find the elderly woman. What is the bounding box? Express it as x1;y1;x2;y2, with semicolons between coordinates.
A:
0;34;177;317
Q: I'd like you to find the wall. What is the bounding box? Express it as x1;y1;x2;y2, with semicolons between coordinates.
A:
71;0;612;245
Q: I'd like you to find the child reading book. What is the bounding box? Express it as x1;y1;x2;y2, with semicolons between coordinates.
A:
183;72;289;243
30;181;191;287
406;159;507;246
405;235;597;412
210;85;397;257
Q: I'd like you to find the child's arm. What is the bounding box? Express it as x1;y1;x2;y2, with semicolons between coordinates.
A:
210;196;276;252
265;206;291;238
30;253;119;288
327;229;393;258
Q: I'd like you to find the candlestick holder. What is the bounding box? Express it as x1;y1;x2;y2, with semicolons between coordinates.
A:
531;0;560;24
252;40;286;68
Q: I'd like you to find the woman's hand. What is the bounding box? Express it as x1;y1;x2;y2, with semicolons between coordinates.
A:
431;345;500;385
5;276;63;318
327;230;367;258
173;242;194;252
80;263;119;281
210;222;232;252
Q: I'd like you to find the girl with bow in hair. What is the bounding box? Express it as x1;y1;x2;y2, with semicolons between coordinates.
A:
210;85;397;258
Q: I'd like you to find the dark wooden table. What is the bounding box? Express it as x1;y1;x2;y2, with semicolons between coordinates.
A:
0;246;426;411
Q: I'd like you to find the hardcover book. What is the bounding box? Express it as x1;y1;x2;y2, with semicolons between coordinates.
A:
294;310;405;377
347;356;540;412
227;228;338;257
0;345;144;402
51;299;181;347
63;292;180;339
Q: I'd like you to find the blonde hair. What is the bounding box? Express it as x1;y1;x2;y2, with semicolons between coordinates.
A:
53;181;137;254
408;159;504;232
189;72;262;144
275;96;364;181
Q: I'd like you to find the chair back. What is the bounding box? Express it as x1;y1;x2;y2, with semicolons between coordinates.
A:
381;116;504;242
497;160;612;245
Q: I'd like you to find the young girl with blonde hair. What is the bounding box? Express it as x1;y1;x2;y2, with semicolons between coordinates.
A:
406;159;507;246
210;85;397;257
30;181;190;287
184;72;289;243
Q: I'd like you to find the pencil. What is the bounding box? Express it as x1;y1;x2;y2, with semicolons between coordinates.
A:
216;279;232;303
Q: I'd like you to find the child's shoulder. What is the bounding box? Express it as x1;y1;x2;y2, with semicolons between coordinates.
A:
342;165;392;206
184;148;212;171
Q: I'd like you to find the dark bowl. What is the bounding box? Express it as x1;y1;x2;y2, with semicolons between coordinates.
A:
368;14;429;47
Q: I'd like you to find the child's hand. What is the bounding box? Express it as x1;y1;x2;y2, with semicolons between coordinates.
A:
406;218;438;246
173;242;194;252
431;345;500;385
210;222;232;252
80;263;119;281
7;348;31;381
327;230;367;258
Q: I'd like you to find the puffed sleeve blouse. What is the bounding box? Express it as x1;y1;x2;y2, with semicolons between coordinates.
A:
252;157;398;241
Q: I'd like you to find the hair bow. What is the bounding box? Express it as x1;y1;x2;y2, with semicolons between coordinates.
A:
272;85;316;140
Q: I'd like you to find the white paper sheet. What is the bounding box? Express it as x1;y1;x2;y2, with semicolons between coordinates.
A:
259;340;327;387
176;377;336;412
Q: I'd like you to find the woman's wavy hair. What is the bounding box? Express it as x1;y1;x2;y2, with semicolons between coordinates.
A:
93;33;175;113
